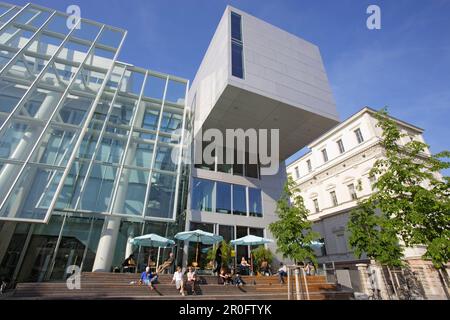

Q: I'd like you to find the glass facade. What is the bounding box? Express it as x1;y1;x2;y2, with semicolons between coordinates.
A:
191;177;263;217
0;3;189;283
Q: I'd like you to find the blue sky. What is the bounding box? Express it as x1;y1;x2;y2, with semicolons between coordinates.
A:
14;0;450;174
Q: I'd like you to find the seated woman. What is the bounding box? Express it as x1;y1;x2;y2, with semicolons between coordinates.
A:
239;257;250;275
218;268;233;285
260;260;272;276
186;266;198;295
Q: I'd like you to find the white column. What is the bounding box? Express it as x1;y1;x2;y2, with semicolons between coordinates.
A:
92;215;121;272
125;225;135;259
0;92;59;200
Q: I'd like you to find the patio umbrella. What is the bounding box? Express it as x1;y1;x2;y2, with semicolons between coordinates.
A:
231;235;274;276
129;234;175;269
174;229;223;266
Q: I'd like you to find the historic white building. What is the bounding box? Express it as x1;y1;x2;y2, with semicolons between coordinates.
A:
287;107;430;264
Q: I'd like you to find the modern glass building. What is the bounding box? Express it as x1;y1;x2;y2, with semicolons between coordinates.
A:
0;2;190;283
0;2;341;284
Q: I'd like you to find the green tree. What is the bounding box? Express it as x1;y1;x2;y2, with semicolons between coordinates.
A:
348;108;450;269
252;245;274;271
269;175;320;265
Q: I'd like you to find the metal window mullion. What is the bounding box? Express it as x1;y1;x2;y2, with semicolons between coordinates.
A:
3;8;42;46
107;70;148;214
0;10;56;76
0;5;17;21
72;67;127;210
170;80;189;219
0;2;30;33
142;75;169;218
0;17;82;135
0;25;108;215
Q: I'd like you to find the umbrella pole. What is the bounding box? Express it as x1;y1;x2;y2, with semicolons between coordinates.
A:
195;241;199;267
156;247;161;270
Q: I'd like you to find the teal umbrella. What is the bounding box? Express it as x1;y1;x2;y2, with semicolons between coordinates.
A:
175;229;223;265
129;233;175;247
130;234;175;270
231;235;274;276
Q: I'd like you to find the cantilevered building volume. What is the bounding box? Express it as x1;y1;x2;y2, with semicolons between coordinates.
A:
0;2;338;283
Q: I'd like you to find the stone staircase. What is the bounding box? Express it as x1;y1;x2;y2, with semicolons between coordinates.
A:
9;272;353;300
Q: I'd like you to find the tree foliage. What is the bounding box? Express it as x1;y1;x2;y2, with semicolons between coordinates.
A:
269;175;320;265
348;108;450;269
252;245;274;271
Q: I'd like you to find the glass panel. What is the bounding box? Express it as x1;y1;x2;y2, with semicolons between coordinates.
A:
130;142;154;168
165;79;186;105
95;137;124;164
232;185;247;216
231;41;244;78
216;182;231;214
248;188;262;217
219;225;234;242
141;105;160;131
236;226;249;261
0;164;63;221
159;109;183;134
19;87;63;119
144;74;166;101
112;168;148;216
0;79;27;113
55;160;88;210
0;120;44;161
153;145;177;172
79;164;117;212
191;178;213;212
146;172;177;219
231;12;242;41
57;95;93;126
31;124;78;167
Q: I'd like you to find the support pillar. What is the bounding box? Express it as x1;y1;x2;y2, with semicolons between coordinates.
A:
356;263;369;295
92;215;121;272
125;225;135;259
369;259;390;299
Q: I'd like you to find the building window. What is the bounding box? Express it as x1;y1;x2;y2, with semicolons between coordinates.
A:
369;175;376;190
313;198;320;213
231;11;242;41
330;191;338;207
231;12;244;79
354;128;364;144
321;149;328;163
248;187;263;217
294;166;300;179
307;159;312;172
232;184;247;216
191;178;214;212
348;183;357;200
216;181;231;214
337;139;345;154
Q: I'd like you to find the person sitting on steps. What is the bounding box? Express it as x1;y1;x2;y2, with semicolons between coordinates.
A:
156;252;175;274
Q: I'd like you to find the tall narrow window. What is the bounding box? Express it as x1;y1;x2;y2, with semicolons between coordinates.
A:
231;12;244;79
348;183;357;200
307;159;312;172
294;166;300;179
354;128;364;144
313;198;320;213
337;139;345;154
330;191;338;207
321;149;328;163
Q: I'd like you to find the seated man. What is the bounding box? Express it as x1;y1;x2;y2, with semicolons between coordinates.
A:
139;267;158;289
122;254;136;273
219;268;233;285
277;262;287;284
233;271;245;286
156;252;175;274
